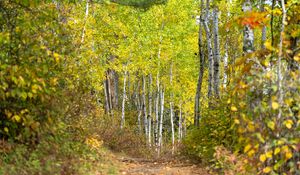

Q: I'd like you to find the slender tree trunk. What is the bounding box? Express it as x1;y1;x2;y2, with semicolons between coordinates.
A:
213;6;220;97
242;0;254;53
169;63;175;154
103;80;110;114
142;75;148;139
127;72;131;109
80;0;89;44
106;72;113;114
148;74;153;146
223;0;231;88
223;41;228;88
203;0;214;99
178;102;183;142
155;74;160;148
155;22;164;150
260;0;266;49
158;87;165;155
194;0;205;127
277;0;286;119
113;71;119;109
136;80;142;133
121;71;127;129
183;112;187;137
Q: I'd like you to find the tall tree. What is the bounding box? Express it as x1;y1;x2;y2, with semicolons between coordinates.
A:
194;0;205;127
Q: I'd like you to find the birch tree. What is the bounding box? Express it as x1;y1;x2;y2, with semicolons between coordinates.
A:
194;0;205;127
202;0;214;99
212;5;220;98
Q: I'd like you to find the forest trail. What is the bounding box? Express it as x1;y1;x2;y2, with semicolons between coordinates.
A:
117;156;210;175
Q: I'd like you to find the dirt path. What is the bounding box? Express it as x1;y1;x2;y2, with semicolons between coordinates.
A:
117;157;210;175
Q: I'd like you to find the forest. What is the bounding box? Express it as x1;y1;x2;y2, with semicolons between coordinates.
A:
0;0;299;174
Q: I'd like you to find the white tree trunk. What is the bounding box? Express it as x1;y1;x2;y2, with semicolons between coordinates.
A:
260;0;266;49
81;0;89;44
178;102;183;142
142;76;148;139
155;74;160;148
136;81;142;133
213;6;220;97
203;0;214;99
242;0;254;53
148;74;153;146
158;87;165;155
277;0;286;119
121;71;127;129
194;0;205;126
169;63;175;154
223;41;228;88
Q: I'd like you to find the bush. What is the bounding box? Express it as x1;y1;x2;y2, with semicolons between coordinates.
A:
182;99;237;164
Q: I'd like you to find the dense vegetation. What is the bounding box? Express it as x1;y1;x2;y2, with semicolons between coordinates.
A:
0;0;299;174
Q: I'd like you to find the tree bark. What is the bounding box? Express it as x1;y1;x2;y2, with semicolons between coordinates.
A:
169;63;175;154
260;0;266;49
242;0;254;53
103;80;110;114
80;0;89;44
121;71;127;129
148;74;153;146
158;87;165;155
213;6;220;98
194;0;205;127
142;75;148;139
155;74;160;148
203;0;214;99
277;0;286;119
178;102;183;142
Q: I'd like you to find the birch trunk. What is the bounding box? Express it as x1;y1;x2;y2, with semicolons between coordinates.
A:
194;0;205;127
103;80;110;114
142;76;148;139
260;0;266;49
121;71;127;129
277;0;286;119
203;0;214;99
158;87;165;155
223;41;228;88
242;0;254;53
178;103;183;142
212;6;220;97
136;80;142;133
155;74;160;148
169;64;175;154
80;0;89;44
148;74;153;146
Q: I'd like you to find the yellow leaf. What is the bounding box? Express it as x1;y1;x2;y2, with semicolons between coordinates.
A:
53;53;60;62
284;120;293;129
244;144;252;153
231;106;238;112
272;102;279;110
274;147;280;155
14;115;21;122
265;41;273;50
285;151;293;160
294;55;300;62
4;127;9;133
267;121;275;130
266;150;273;158
259;154;267;162
234;119;240;124
247;149;256;157
263;166;272;173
